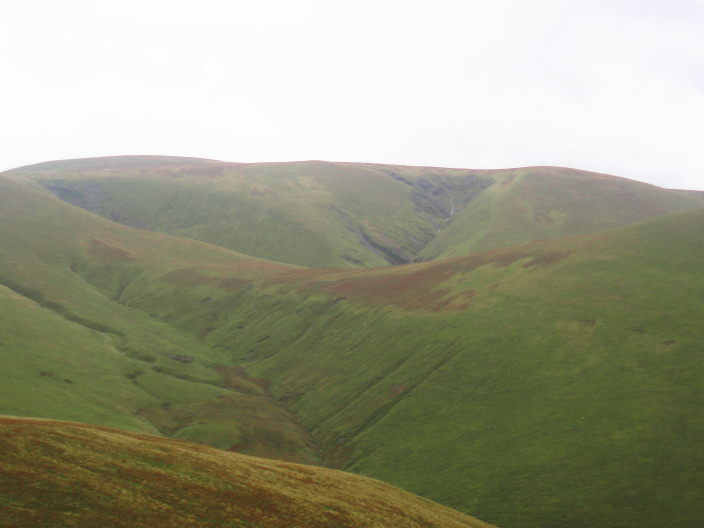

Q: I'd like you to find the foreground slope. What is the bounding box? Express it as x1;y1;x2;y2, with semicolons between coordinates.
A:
0;416;493;528
3;174;704;527
6;156;702;267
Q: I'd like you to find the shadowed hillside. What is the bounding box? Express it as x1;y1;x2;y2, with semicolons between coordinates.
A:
2;171;704;528
6;156;702;268
0;416;493;528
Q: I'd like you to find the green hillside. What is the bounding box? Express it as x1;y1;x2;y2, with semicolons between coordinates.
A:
0;416;492;528
2;172;704;527
0;175;318;463
416;165;704;260
90;206;703;528
6;157;702;268
6;157;468;268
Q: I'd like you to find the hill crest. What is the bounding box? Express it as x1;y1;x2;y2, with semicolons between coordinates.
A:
5;156;702;268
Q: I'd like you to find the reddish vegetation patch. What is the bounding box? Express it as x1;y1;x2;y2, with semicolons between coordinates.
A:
310;260;465;310
89;238;133;262
523;250;572;268
658;340;677;354
213;365;269;395
197;325;215;341
217;277;250;291
477;250;525;269
136;392;317;465
0;417;490;528
430;290;477;312
321;437;355;468
389;384;406;397
295;246;570;311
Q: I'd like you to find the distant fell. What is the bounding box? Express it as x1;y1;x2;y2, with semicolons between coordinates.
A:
417;165;704;260
6;156;702;268
3;154;226;174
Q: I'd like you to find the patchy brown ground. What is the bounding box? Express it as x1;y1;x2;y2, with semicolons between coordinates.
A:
0;416;496;528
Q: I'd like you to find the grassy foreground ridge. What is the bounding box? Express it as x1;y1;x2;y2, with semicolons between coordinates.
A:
0;416;493;528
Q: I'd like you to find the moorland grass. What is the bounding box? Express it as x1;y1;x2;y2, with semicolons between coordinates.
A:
92;209;704;528
0;416;493;528
0;176;315;460
8;158;702;269
2;171;704;527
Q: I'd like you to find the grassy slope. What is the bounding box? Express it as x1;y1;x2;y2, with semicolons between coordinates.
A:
7;157;702;268
3;173;704;527
61;194;704;527
6;158;451;268
0;176;318;463
323;213;704;528
0;416;493;528
418;165;704;260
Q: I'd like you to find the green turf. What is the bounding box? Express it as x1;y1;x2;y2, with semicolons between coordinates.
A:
2;168;704;527
0;175;317;462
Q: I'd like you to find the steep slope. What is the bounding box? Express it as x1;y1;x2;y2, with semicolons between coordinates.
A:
71;205;704;528
0;175;317;463
414;165;704;260
6;157;465;268
0;416;493;528
3;174;704;527
6;157;702;268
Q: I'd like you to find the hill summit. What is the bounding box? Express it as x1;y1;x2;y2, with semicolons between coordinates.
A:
6;156;702;268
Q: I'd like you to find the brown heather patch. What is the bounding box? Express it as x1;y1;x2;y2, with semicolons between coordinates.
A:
294;247;570;312
217;277;251;291
658;340;677;354
89;238;133;262
213;365;269;396
136;393;317;465
0;417;494;528
388;384;406;397
522;250;572;268
430;290;478;312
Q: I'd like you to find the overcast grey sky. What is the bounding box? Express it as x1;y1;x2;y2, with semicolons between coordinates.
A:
2;1;703;189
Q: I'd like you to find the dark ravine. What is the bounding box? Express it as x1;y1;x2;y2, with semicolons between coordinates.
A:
336;208;411;265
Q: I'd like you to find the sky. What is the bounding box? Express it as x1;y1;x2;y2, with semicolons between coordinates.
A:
2;0;704;190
